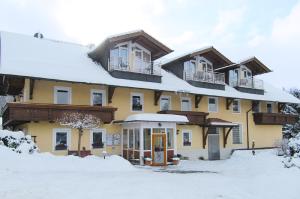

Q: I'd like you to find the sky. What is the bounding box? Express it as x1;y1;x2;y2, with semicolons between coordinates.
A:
0;0;300;89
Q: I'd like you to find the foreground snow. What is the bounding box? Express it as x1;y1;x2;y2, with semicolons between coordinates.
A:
1;148;300;199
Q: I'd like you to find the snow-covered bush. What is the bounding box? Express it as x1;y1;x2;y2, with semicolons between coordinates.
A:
0;130;38;154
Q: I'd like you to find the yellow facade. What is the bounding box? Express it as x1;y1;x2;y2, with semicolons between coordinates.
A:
18;79;282;159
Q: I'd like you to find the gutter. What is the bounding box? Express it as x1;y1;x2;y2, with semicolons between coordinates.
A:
246;107;252;149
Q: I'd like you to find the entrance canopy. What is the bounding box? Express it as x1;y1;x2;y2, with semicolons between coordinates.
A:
203;118;239;127
124;113;188;123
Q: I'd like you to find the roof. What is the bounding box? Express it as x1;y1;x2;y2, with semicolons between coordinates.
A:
124;113;188;123
205;118;239;127
161;46;233;68
0;31;299;104
89;30;173;61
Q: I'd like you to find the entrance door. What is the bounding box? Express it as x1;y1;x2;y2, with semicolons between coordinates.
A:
152;134;167;166
208;128;220;160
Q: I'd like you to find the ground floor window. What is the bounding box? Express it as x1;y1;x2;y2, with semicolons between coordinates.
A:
143;128;151;150
232;124;242;144
53;128;70;151
182;130;192;146
123;129;128;149
167;128;174;149
91;129;105;149
134;128;140;150
129;129;134;148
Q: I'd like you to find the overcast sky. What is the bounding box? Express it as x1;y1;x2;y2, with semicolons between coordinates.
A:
1;0;299;89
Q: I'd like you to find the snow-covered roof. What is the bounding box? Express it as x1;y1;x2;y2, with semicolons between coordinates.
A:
0;31;299;104
125;113;189;123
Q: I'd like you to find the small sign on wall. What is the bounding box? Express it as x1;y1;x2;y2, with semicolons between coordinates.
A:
106;133;121;146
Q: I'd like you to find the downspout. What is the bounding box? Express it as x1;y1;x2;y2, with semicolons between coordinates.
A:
246;108;252;149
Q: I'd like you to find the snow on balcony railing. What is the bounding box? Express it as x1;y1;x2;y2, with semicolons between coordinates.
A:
184;71;225;85
232;78;264;90
108;57;161;75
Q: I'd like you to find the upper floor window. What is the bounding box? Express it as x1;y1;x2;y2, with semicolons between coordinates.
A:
110;43;129;69
90;89;106;106
208;97;218;112
160;96;171;111
134;45;151;69
232;99;241;113
184;60;196;80
181;97;191;111
54;86;71;104
267;103;273;113
131;93;144;112
252;102;260;113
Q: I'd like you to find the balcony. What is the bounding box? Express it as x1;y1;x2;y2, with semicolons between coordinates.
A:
2;103;117;128
253;112;298;125
184;71;225;90
108;57;162;83
158;110;209;125
232;78;264;95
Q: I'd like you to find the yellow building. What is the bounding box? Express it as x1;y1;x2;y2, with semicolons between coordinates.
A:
0;30;299;165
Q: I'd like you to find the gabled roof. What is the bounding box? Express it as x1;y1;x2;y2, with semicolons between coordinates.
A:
89;30;173;61
215;57;272;76
0;31;299;104
161;46;233;68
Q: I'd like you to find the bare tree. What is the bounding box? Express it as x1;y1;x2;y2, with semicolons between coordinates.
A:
57;112;102;157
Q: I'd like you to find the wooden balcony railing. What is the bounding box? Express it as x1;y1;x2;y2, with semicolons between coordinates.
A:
253;112;298;125
158;110;209;125
2;103;117;128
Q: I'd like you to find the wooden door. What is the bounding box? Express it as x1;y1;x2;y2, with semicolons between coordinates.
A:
152;134;167;166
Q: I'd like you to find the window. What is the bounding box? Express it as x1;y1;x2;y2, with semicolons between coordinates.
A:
232;99;241;113
110;44;129;68
160;96;171;111
184;60;196;80
208;97;218;112
167;128;174;149
91;129;105;149
54;87;71;104
181;97;191;111
131;93;143;112
134;128;140;150
143;128;151;150
252;101;260;113
182;130;192;146
53;128;70;151
123;129;128;149
129;129;134;149
267;103;273;113
232;124;242;144
90;89;106;106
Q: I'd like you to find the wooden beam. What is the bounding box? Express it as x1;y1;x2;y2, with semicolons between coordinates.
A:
154;90;162;106
202;127;208;149
226;98;234;110
29;79;35;100
108;86;116;103
278;103;285;113
223;127;233;148
195;95;203;108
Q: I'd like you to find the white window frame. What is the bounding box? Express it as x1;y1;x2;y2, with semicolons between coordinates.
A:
232;99;241;113
208;97;218;113
232;124;243;144
52;128;71;151
181;97;192;111
182;130;192;147
131;92;144;112
90;128;106;149
160;95;172;111
90;89;106;106
54;86;72;104
266;102;273;113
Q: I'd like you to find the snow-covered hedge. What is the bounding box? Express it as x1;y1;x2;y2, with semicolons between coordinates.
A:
0;130;38;154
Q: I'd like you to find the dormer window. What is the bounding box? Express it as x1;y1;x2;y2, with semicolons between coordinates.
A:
110;43;129;70
133;44;151;73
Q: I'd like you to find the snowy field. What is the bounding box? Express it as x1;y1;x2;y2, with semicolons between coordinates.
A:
1;147;300;199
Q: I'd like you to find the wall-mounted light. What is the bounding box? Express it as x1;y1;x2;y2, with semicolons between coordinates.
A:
158;122;162;127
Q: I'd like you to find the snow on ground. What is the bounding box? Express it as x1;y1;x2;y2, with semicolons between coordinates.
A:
1;149;300;199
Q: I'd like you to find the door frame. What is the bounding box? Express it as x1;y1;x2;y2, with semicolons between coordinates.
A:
151;133;167;166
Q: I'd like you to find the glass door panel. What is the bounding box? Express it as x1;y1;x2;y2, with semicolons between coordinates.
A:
152;134;166;165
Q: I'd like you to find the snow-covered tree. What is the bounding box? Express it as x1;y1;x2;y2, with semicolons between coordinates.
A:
57;112;102;157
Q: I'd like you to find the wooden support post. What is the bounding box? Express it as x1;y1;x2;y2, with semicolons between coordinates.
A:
223;127;233;148
154;90;162;106
29;79;35;100
195;95;203;108
108;86;116;104
226;98;234;110
202;127;208;149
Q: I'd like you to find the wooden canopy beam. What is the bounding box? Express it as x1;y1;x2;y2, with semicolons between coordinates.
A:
226;98;234;110
29;79;35;100
223;127;233;148
195;95;203;108
108;86;116;103
202;127;208;149
278;103;285;113
154;90;162;106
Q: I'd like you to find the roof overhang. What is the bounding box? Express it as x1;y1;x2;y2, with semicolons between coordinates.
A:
202;118;239;127
123;113;188;123
90;30;173;61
